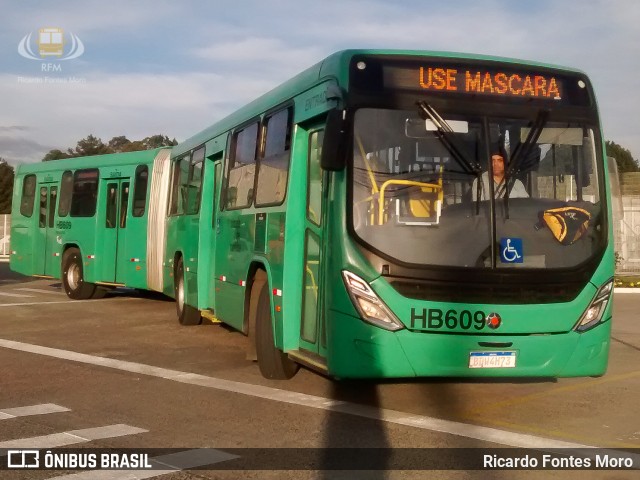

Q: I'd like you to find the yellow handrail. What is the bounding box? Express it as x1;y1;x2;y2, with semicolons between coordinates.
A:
377;179;442;225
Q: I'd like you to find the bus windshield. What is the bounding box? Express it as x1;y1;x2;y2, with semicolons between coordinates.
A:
351;107;604;269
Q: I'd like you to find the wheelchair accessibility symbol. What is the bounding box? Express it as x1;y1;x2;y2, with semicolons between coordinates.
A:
500;238;523;263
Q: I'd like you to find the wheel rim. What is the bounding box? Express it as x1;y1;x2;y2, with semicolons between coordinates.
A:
67;263;80;291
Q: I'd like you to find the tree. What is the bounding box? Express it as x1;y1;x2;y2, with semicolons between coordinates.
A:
0;158;15;214
71;134;111;157
107;135;132;152
42;133;178;161
606;141;639;173
143;135;177;149
43;149;70;161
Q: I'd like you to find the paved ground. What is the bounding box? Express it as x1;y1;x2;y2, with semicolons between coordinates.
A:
0;262;638;479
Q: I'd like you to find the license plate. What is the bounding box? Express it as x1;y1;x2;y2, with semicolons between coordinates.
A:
469;351;517;368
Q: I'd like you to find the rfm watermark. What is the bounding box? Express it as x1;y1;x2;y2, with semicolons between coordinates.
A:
17;27;86;84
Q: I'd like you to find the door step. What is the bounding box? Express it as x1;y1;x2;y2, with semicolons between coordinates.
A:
201;309;222;324
287;349;328;374
95;281;125;287
32;275;55;279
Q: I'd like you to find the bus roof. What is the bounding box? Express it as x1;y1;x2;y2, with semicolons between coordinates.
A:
173;49;586;157
14;147;168;176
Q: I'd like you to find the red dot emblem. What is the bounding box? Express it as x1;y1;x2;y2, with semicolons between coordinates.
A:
486;312;502;329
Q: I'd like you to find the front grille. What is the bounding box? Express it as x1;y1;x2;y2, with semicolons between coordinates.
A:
389;278;583;304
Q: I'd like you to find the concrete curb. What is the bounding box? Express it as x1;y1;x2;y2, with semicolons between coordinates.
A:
614;288;640;293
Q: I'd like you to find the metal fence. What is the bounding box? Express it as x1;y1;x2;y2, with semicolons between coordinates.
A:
0;214;10;259
613;172;640;275
616;196;640;274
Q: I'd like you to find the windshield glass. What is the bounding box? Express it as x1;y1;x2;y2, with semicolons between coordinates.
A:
351;107;603;269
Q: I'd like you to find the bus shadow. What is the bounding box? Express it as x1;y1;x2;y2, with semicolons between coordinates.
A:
316;373;550;477
0;262;39;285
320;381;389;479
101;288;174;302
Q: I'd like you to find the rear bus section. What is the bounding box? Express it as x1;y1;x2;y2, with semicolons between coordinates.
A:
10;149;171;297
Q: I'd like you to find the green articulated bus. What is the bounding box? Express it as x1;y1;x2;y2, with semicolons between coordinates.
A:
11;50;614;380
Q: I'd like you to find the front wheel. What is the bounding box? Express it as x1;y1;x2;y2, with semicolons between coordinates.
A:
255;283;299;379
174;257;201;325
61;248;96;300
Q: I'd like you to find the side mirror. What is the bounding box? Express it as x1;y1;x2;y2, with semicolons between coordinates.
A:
320;109;347;171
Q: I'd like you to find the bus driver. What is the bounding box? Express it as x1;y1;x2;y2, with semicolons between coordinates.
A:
472;150;528;201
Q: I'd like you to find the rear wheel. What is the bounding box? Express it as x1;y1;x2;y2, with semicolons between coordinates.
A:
61;248;96;300
174;257;201;325
255;282;299;379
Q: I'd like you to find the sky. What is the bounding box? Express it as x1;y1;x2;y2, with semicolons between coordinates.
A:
0;0;639;165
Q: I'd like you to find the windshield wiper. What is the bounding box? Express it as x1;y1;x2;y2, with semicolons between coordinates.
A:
503;109;550;219
504;109;550;198
416;102;481;177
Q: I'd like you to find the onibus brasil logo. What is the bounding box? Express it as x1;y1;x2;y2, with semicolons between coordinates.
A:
18;27;84;62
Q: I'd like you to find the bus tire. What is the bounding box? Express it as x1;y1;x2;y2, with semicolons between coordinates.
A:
61;248;96;300
255;282;299;379
175;257;201;326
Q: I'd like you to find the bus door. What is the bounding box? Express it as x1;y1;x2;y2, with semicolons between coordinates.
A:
299;125;328;357
36;182;58;276
100;179;130;283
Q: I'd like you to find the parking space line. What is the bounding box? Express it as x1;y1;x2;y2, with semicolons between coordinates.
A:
0;403;70;420
0;424;148;449
0;298;140;308
0;291;33;298
15;287;62;295
0;338;599;449
49;449;240;479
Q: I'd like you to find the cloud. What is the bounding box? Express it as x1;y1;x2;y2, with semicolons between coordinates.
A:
0;135;55;165
0;0;181;34
1;0;639;162
0;70;278;164
0;126;29;132
190;36;328;83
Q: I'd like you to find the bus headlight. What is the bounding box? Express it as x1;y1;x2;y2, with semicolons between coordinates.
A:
574;279;613;332
342;271;404;331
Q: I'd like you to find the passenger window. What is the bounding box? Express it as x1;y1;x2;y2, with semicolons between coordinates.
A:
105;183;118;228
186;147;205;215
39;187;47;228
58;170;73;217
256;108;292;206
307;130;324;226
226;122;258;209
48;187;57;228
169;157;188;215
70;169;99;217
20;174;36;217
132;165;148;217
120;182;129;228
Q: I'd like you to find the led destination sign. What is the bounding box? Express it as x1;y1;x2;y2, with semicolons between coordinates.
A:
416;66;562;99
351;57;592;107
374;62;587;103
